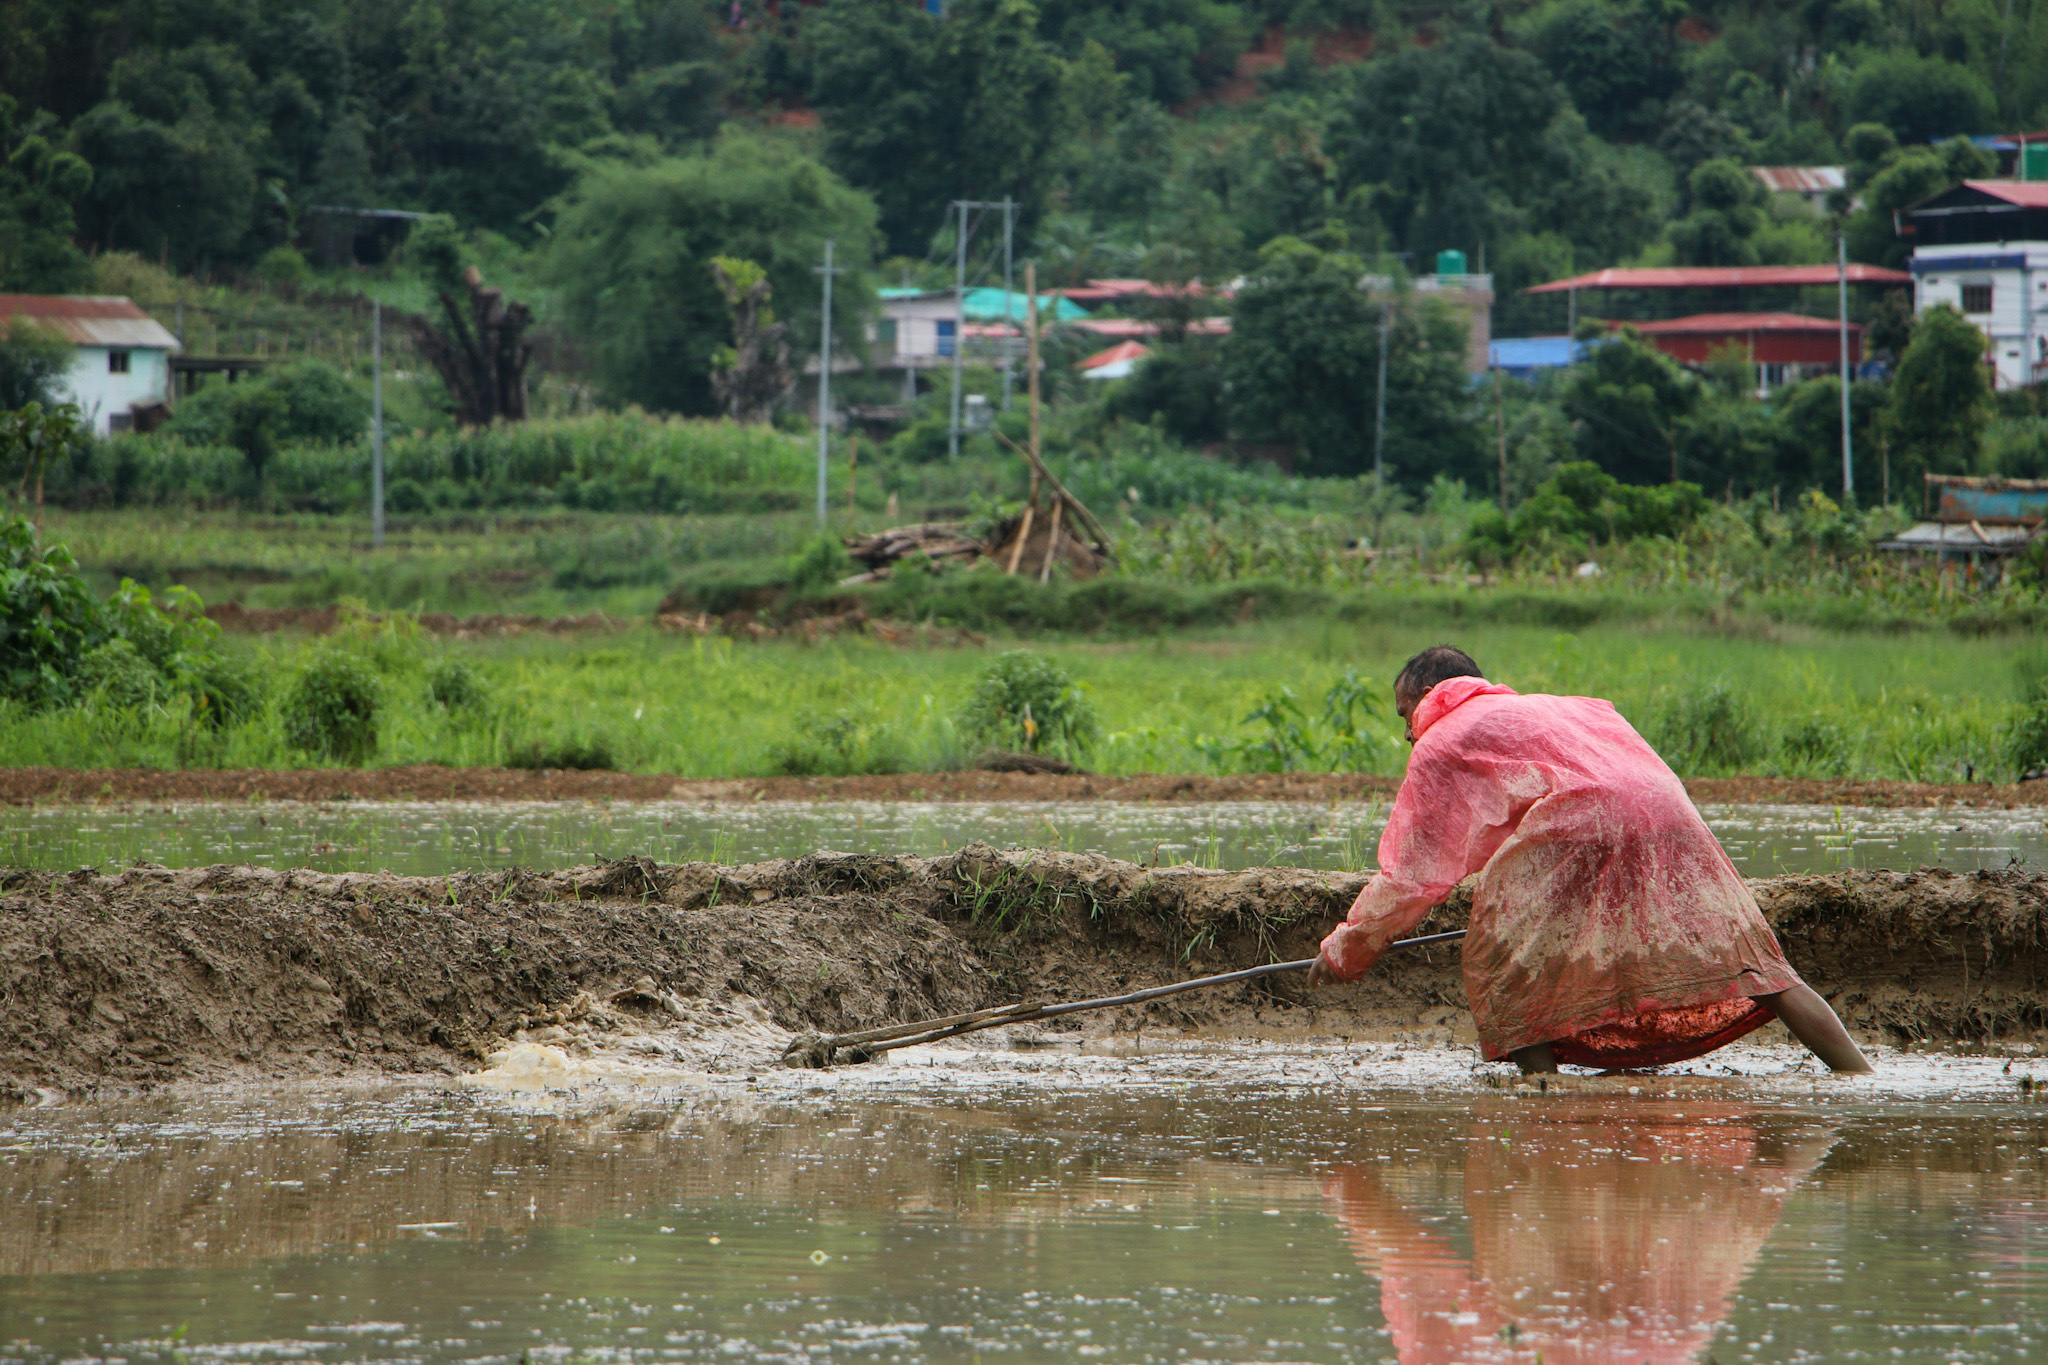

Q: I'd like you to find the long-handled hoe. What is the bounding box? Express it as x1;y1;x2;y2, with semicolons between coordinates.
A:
781;929;1467;1068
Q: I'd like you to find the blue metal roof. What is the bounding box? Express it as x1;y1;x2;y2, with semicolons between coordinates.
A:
1488;336;1584;375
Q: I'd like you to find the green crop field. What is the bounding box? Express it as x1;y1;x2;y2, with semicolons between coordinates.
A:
2;606;2040;785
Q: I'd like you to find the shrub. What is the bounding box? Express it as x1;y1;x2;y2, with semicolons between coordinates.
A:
188;652;265;729
75;638;162;709
0;513;103;705
766;709;909;776
505;734;617;770
787;533;854;592
1779;715;1849;776
2008;684;2048;777
1650;680;1764;775
426;657;488;711
958;650;1098;757
282;653;380;763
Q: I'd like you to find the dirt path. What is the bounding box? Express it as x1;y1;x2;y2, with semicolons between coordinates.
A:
2;849;2042;1097
4;764;2045;808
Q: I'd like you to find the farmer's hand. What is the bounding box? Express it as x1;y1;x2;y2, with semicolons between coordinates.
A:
1305;955;1342;990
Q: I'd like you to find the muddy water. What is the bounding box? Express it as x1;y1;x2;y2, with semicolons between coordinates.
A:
0;1046;2045;1363
5;798;2046;876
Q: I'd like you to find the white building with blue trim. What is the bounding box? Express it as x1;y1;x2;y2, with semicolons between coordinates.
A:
1901;180;2048;391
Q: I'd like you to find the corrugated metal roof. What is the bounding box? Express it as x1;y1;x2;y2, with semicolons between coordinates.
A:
1628;312;1861;336
0;295;180;349
1750;166;1845;195
1879;521;2037;553
1960;179;2048;208
1523;264;1911;294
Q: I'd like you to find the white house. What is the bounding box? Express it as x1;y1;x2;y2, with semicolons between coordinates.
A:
1901;180;2048;390
0;295;181;433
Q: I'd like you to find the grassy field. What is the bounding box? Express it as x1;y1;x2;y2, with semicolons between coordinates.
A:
2;612;2039;784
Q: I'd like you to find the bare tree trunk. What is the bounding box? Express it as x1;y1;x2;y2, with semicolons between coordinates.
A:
407;266;534;426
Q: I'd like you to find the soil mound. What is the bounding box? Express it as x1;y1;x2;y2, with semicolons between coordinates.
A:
2;850;2043;1096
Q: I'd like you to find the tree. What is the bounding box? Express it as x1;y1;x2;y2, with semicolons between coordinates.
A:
1843;136;1996;269
0;95;93;292
1845;53;1994;148
1667;158;1767;267
1557;330;1701;486
0;318;70;411
1517;0;1683;139
1222;236;1485;485
807;0;1070;255
1883;304;1990;488
1329;35;1564;261
546;132;879;416
404;217;534;426
68;42;264;269
708;257;792;424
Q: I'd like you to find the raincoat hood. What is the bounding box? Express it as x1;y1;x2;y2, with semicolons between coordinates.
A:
1411;677;1518;740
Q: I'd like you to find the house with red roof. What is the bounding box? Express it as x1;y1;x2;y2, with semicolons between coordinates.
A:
0;295;181;434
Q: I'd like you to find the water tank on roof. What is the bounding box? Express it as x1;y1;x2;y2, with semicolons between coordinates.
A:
1435;249;1467;276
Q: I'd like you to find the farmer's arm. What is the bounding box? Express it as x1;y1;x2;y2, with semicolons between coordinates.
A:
1309;753;1496;985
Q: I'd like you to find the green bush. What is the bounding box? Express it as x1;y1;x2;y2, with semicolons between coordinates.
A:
2008;684;2048;777
76;638;162;709
426;657;488;711
188;652;265;729
765;708;910;776
281;653;380;763
162;358;370;456
0;513;103;704
1650;680;1764;776
505;734;617;770
958;650;1098;757
1779;715;1849;775
787;534;854;592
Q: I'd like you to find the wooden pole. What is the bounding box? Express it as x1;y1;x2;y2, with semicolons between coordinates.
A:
1038;497;1064;583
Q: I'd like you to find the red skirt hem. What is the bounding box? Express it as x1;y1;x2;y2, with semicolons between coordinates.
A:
1547;1000;1778;1070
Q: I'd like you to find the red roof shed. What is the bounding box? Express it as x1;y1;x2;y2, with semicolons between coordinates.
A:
1620;312;1861;366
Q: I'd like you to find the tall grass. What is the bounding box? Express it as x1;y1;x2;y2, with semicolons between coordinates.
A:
0;616;2035;782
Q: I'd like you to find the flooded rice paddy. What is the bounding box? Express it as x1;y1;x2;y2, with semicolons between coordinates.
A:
5;798;2047;877
2;1042;2045;1363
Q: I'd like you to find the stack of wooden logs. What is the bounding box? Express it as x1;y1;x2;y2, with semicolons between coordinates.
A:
836;261;1117;587
840;524;989;583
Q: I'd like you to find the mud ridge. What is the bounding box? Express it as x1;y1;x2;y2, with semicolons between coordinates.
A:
5;765;2046;808
3;849;2046;1096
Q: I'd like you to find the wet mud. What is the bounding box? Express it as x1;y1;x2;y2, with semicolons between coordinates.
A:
4;763;2046;808
3;848;2046;1098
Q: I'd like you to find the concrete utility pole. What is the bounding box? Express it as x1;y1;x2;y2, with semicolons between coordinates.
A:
1373;305;1391;488
949;201;969;457
814;238;842;531
1838;234;1854;504
1000;198;1016;411
371;298;384;550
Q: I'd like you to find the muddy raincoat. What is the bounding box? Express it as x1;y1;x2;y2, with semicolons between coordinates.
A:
1317;678;1801;1068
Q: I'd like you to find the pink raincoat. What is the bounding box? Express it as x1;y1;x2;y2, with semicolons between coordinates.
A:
1318;678;1801;1068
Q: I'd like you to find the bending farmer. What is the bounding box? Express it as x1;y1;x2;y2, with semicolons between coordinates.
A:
1306;646;1872;1075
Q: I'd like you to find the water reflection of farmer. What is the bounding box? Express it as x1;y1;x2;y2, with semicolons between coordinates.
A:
1324;1104;1834;1365
1306;646;1872;1074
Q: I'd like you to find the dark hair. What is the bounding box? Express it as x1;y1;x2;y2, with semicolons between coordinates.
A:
1394;645;1482;704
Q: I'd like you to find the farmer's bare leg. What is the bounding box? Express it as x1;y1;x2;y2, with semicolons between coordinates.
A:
1509;1042;1558;1074
1753;985;1873;1073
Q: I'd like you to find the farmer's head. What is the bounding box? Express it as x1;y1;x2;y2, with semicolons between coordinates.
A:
1393;645;1483;741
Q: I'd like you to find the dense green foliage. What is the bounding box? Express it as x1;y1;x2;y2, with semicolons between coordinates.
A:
958;649;1100;758
546;132;878;415
0;318;69;410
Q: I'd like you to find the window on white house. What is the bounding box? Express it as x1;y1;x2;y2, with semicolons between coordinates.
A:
107;350;131;373
936;319;956;357
1961;282;1993;313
